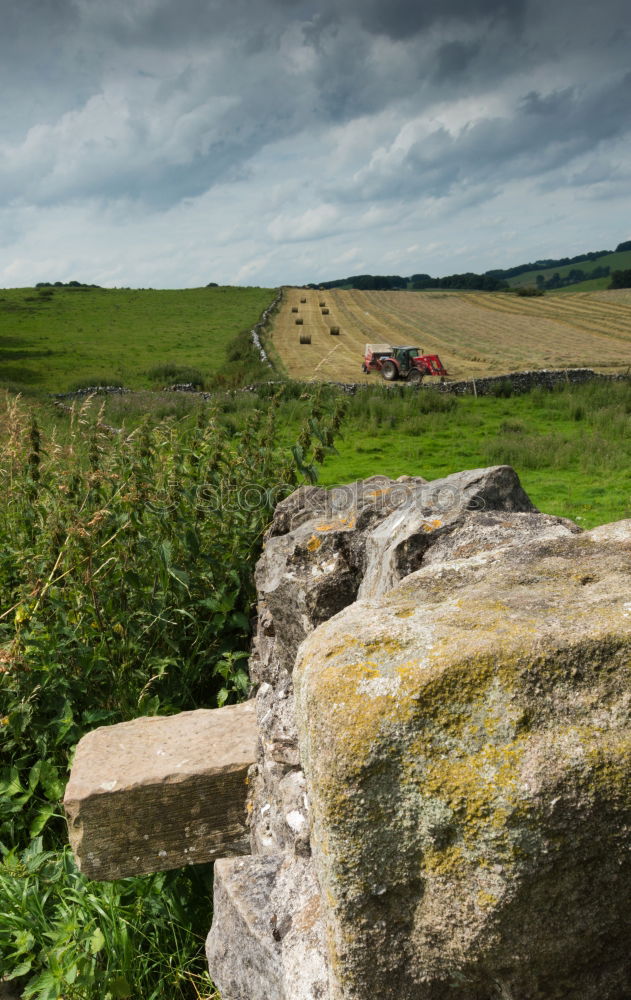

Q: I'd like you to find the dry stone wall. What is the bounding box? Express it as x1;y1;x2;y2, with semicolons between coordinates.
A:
206;468;631;1000
62;466;630;1000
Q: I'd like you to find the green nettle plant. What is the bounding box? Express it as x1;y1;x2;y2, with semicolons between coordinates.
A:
0;388;346;999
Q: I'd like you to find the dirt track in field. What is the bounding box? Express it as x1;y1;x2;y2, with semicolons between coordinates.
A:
269;287;631;383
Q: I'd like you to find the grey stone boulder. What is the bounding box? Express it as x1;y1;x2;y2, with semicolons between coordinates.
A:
254;467;538;683
210;470;584;1000
247;469;561;863
295;529;631;1000
357;466;539;599
584;518;631;544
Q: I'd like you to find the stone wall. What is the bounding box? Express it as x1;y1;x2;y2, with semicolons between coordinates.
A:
63;467;631;1000
250;289;282;366
205;469;631;999
240;367;626;397
57;367;624;402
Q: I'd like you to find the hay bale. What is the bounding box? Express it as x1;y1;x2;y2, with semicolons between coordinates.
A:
291;306;299;313
330;326;340;336
319;301;326;307
295;318;304;325
299;334;311;345
300;297;307;303
321;308;329;315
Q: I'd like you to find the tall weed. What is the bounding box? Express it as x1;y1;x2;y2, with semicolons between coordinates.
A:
0;388;346;997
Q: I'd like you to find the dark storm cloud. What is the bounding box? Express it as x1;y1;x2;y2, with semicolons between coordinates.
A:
317;0;527;40
81;0;525;50
337;72;631;204
432;40;482;83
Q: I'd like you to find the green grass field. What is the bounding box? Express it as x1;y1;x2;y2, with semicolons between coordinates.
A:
509;248;631;290
0;285;275;394
66;376;631;529
317;380;631;528
550;276;610;292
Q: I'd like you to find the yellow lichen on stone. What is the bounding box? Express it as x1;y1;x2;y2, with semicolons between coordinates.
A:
421;518;443;533
425;756;499;840
293;533;631;1000
583;731;631;804
309;656;417;773
324;634;361;659
307;535;322;552
314;515;356;532
476;890;499;910
363;636;405;657
422;845;468;879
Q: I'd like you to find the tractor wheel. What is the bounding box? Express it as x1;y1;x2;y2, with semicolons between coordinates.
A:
381;360;398;381
407;369;424;383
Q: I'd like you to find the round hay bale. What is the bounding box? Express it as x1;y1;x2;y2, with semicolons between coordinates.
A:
300;297;307;303
291;306;299;313
321;308;329;315
295;317;304;325
330;326;340;336
299;334;312;344
319;300;326;307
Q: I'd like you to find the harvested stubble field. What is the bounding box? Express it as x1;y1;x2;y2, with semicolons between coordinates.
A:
270;287;631;382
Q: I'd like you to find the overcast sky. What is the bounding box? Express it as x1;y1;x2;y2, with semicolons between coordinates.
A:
1;0;630;288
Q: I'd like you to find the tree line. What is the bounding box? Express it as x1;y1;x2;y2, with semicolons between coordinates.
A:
312;239;631;293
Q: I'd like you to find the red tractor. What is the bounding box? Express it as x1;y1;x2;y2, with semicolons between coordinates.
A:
362;343;449;383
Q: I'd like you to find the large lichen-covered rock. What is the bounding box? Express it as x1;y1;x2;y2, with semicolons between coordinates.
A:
295;529;631;1000
254;466;537;680
210;468;579;1000
248;469;546;859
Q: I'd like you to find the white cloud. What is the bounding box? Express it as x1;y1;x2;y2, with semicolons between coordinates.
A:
268;204;340;243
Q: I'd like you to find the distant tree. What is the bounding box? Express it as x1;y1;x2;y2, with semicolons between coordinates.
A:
568;269;585;283
615;240;631;253
610;269;631;289
206;282;219;287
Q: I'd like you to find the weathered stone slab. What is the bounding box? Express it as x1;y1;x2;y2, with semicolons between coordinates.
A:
295;530;631;1000
207;854;331;1000
64;701;257;880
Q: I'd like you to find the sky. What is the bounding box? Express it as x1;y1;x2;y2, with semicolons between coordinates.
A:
1;0;630;288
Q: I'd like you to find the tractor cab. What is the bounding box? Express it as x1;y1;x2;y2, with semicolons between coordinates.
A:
392;347;420;372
